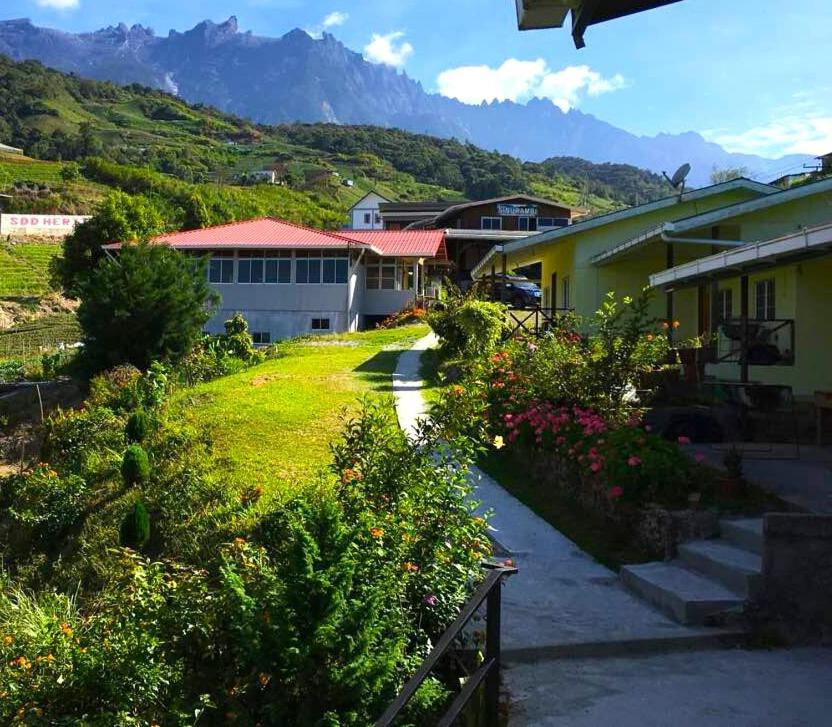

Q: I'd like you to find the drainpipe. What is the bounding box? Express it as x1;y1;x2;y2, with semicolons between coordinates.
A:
666;242;674;342
740;275;749;383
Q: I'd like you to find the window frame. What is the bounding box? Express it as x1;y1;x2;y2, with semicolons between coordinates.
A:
364;254;409;291
754;279;775;320
311;317;331;331
717;288;733;323
208;252;235;284
481;216;503;231
561;275;571;309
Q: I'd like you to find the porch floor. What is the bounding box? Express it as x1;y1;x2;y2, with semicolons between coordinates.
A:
689;443;832;514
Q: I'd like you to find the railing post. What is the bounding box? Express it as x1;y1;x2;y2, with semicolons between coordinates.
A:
484;580;502;727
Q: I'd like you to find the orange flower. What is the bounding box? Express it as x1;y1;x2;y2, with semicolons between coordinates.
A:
370;527;384;539
258;672;271;687
646;334;654;341
672;320;681;329
233;537;246;546
451;385;465;396
341;468;363;484
2;635;12;646
403;562;420;573
60;623;73;638
10;656;31;670
661;321;670;330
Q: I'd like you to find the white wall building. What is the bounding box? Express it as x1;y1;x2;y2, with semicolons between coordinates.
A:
104;218;446;342
346;191;390;230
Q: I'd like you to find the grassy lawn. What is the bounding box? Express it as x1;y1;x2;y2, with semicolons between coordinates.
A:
173;325;428;499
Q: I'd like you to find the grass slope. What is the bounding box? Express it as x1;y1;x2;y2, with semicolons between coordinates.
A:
0;241;62;297
174;325;428;497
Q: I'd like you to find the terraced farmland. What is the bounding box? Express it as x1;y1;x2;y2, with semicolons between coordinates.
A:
0;242;61;297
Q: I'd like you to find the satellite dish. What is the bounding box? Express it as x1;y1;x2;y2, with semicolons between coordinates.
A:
663;163;691;190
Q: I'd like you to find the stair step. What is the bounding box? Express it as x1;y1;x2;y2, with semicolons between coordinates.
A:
678;540;763;597
720;518;764;555
620;562;745;625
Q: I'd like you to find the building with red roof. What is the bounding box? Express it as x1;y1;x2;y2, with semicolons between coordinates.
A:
105;217;447;341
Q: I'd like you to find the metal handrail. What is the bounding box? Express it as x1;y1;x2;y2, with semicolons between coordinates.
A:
504;306;573;339
375;564;517;727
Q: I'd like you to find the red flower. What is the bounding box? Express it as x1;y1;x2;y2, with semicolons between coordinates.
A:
627;455;642;467
609;486;624;498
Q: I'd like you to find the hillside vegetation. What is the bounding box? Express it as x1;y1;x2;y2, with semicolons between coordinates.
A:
0;55;672;222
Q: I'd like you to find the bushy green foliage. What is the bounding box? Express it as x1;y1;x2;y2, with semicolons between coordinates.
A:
220;312;263;363
77;244;217;371
2;464;87;543
427;284;507;359
125;409;150;443
58;190;164;295
41;406;125;481
121;444;150;487
87;364;143;412
120;500;151;550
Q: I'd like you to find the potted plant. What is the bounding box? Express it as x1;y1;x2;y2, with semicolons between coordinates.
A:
719;445;746;499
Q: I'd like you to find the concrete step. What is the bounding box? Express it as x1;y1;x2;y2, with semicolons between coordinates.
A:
678;539;763;597
620;561;745;625
720;518;764;555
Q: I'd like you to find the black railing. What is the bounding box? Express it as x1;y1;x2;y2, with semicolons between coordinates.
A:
717;318;795;366
504;306;573;339
375;564;517;727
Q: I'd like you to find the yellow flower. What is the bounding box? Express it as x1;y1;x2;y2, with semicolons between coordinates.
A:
672;320;681;329
59;622;73;638
493;435;505;450
2;635;12;646
370;527;384;539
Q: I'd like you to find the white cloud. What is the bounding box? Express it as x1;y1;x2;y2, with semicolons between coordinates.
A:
708;115;832;157
305;10;348;39
36;0;79;8
436;60;625;111
322;11;348;29
363;32;413;69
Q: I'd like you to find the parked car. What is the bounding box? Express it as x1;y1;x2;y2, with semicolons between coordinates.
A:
477;274;542;309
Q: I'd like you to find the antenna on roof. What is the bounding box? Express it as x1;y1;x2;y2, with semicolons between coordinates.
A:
662;163;691;200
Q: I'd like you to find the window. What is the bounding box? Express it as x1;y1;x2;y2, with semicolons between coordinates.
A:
311;318;330;331
296;250;348;284
365;255;407;290
481;216;502;231
717;288;733;322
251;331;271;344
517;216;537;232
363;212;372;224
538;217;570;230
561;276;571;309
374;213;382;225
238;251;292;284
755;279;775;320
265;252;292;284
208;252;234;284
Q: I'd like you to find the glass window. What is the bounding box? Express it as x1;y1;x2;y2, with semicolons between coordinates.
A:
363;212;371;224
755;279;775;320
365;255;403;290
296;250;348;284
717;288;733;322
208;253;234;284
538;217;570;229
311;318;331;331
374;213;382;225
238;251;272;284
481;216;502;231
562;276;571;309
251;331;271;344
517;216;537;231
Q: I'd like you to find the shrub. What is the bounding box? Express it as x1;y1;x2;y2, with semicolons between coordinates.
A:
2;464;87;542
122;444;150;486
88;364;143;412
125;409;150;443
378;305;427;329
120;500;150;550
41;406;125;480
427;289;506;359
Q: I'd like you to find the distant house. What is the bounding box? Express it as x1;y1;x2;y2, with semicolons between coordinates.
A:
346;191;390;230
0;142;24;155
408;194;576;283
243;170;278;185
104;218;447;340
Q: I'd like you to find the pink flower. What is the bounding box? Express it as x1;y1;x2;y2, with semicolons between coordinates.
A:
627;455;642;467
423;594;438;607
677;436;691;445
590;462;601;473
609;486;624;498
694;453;706;463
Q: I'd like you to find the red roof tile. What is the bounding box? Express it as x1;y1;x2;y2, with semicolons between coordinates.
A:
103;217;447;258
343;229;446;258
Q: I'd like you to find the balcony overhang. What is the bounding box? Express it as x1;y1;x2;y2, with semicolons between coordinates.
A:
515;0;684;47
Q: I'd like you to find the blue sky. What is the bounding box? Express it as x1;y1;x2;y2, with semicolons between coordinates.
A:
6;0;832;163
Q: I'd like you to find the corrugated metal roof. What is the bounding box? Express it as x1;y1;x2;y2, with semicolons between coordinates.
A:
149;217;361;249
344;229;446;257
103;217;447;258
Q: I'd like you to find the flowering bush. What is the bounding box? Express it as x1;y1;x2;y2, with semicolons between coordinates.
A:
378;304;427;329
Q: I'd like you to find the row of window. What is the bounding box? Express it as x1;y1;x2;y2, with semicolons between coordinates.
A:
481;216;569;231
208;251;350;285
716;279;775;322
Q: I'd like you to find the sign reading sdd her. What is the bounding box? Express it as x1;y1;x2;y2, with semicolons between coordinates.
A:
0;214;90;237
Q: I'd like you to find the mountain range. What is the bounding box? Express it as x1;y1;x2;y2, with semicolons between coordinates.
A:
0;16;808;186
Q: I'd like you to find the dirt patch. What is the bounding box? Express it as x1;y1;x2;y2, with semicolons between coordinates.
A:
0;293;78;330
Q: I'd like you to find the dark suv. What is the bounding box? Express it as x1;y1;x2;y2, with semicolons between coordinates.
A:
478;275;542;309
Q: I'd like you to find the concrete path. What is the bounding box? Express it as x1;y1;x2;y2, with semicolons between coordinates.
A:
392;335;832;725
393;333;739;657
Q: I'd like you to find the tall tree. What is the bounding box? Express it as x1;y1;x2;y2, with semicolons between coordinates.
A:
710;165;750;185
77;244;217;371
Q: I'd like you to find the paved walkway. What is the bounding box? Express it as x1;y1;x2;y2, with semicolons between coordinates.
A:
392;334;832;725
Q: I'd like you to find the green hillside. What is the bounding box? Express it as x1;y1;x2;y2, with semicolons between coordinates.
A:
0;55;670;223
0;241;61;297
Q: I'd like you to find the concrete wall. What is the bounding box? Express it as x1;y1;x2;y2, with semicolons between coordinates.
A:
761;513;832;642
